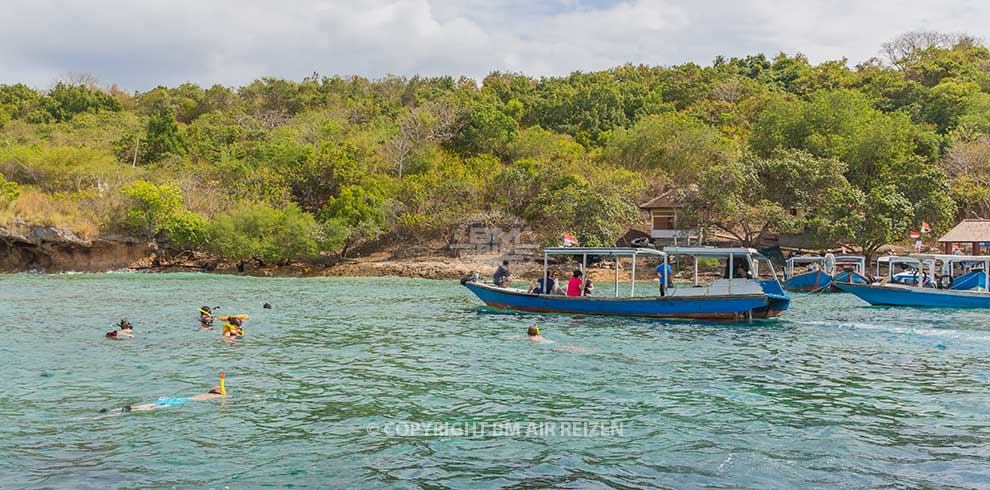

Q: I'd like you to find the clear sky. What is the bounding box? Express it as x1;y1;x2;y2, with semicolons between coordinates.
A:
2;0;988;91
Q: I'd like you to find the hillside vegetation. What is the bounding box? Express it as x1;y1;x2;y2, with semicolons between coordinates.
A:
1;32;988;264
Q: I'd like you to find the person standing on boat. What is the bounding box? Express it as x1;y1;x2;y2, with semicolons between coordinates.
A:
656;261;672;296
566;270;585;296
493;260;512;287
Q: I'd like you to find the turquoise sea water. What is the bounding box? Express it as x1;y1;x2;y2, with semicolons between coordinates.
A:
2;273;990;489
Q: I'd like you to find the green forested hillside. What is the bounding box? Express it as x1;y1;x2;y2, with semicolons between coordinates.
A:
1;32;988;261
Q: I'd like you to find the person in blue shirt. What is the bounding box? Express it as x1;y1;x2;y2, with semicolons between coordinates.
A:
656;261;672;296
528;270;563;295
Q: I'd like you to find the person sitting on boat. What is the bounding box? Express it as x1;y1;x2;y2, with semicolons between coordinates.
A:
584;276;595;296
105;319;134;339
734;263;751;279
493;260;512;287
656;261;672;296
566;270;585;296
528;270;563;295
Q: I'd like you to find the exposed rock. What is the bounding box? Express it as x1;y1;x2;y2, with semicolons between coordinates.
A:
0;225;156;273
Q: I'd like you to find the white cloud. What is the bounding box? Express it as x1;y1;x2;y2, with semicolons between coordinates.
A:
0;0;988;91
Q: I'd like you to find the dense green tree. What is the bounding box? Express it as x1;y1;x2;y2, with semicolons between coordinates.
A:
209;202;325;265
0;172;18;204
121;180;184;240
320;180;387;256
807;185;915;261
603;112;731;184
681;150;850;247
140;110;185;163
43;82;123;122
164;211;209;248
1;30;987;263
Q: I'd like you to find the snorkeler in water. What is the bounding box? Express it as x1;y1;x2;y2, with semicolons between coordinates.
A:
101;373;229;413
222;316;245;338
197;306;217;330
521;324;594;353
105;319;134;339
526;324;550;343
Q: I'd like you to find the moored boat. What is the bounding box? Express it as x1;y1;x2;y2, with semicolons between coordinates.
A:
829;255;870;290
782;256;831;292
835;254;990;308
782;254;868;292
461;247;791;320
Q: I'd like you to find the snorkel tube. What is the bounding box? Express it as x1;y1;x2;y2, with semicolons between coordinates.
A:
220;372;227;396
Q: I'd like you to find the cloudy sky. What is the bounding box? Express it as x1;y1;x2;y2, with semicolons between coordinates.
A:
1;0;988;91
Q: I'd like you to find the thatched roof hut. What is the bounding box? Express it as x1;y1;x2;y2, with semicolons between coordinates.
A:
938;220;990;254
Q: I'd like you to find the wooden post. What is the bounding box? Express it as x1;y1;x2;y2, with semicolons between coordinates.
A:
542;253;548;295
631;253;636;297
728;254;734;294
614;256;619;297
693;256;699;287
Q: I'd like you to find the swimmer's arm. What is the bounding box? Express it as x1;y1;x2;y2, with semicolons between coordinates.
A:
188;393;222;401
129;403;158;411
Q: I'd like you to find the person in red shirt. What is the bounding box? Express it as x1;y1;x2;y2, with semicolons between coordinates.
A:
566;270;585;296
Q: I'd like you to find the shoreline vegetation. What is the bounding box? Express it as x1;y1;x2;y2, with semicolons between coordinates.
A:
2;32;990;275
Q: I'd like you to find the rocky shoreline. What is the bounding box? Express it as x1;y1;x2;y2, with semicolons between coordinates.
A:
0;226;680;282
0;226;530;279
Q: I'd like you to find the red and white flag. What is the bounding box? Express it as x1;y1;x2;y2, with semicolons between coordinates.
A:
562;233;579;247
909;230;921;239
920;222;931;234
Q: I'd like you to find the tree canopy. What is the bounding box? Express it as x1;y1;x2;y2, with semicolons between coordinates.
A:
0;31;986;260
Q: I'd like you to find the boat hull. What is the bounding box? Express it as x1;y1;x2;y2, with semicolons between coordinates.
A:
834;283;990;308
783;271;831;292
463;281;789;320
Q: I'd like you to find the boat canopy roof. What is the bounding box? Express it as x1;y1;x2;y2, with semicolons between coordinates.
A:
786;256;825;265
542;247;665;257
834;255;866;263
913;253;990;262
878;255;924;263
664;246;767;259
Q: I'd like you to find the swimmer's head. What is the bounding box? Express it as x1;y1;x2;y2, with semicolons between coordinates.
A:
231;317;243;326
119;320;133;330
527;325;540;337
263;303;272;309
208;385;223;395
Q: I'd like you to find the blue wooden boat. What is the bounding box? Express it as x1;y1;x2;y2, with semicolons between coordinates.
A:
829;255;870;290
783;254;868;292
838;254;990;308
834;282;990;308
950;269;988;290
461;247;791;320
832;268;870;285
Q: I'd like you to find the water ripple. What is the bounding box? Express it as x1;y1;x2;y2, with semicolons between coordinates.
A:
1;274;989;488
